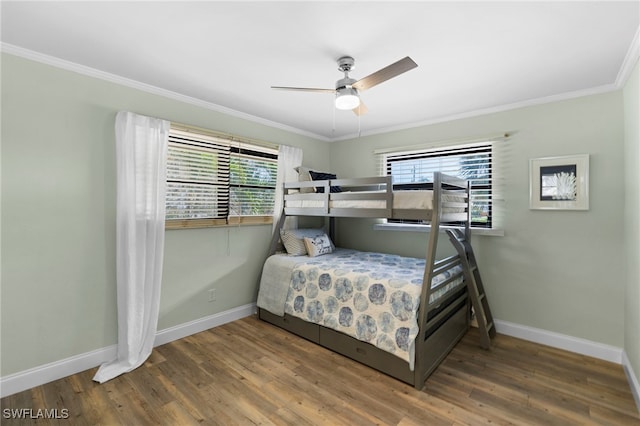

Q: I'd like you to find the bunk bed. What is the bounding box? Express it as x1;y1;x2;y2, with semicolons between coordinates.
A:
257;172;476;389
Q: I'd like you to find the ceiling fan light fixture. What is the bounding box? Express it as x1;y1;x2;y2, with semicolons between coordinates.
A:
335;87;360;110
272;56;417;116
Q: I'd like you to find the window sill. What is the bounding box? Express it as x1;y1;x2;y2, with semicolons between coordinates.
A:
166;216;273;230
373;222;504;237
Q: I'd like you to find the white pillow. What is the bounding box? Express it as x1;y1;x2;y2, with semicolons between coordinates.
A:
303;234;334;257
280;228;333;255
294;166;315;193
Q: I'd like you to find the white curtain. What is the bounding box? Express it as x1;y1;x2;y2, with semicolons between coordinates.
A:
93;111;170;383
273;145;303;232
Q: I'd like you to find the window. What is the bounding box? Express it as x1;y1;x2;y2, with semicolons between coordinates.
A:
229;145;278;218
384;142;494;228
166;126;278;228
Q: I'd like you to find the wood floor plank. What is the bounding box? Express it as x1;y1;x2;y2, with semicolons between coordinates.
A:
1;315;638;425
445;354;600;424
590;403;640;425
449;332;639;420
425;376;524;425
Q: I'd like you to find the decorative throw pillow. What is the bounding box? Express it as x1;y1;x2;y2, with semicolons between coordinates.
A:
308;170;342;193
280;228;333;255
294;166;315;193
303;234;334;257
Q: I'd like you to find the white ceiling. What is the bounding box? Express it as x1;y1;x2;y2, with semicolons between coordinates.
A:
2;1;639;141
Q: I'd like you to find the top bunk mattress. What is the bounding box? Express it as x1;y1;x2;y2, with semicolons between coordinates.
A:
285;189;468;220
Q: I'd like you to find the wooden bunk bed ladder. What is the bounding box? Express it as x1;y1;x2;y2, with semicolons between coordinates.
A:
446;228;496;349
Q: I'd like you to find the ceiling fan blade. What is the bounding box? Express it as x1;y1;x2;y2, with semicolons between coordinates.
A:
352;56;418;91
352;100;368;116
271;86;335;94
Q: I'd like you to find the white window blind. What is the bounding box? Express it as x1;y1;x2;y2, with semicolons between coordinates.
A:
381;140;497;228
166;126;278;228
229;144;278;217
166;131;230;221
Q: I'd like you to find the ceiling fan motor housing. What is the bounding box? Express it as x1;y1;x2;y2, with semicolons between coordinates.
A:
336;56;357;91
337;56;355;72
335;77;357;91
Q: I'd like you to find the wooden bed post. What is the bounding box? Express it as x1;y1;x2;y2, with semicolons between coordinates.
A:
465;179;472;243
329;217;336;244
414;172;443;389
267;208;286;256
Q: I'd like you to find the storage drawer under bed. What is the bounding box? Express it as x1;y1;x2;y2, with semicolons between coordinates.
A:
258;298;469;387
258;308;320;343
319;326;415;384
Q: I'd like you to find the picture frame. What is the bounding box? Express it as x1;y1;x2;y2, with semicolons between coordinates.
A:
529;154;589;210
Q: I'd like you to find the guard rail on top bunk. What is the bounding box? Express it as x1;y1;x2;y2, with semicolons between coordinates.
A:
280;172;471;232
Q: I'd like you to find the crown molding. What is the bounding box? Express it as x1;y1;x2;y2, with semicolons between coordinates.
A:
616;26;640;89
2;40;634;144
329;26;640;142
331;83;618;142
0;43;331;142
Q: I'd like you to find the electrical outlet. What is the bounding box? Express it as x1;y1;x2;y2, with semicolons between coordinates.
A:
208;288;216;302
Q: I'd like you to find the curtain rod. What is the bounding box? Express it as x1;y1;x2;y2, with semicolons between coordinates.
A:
372;132;510;155
170;121;279;151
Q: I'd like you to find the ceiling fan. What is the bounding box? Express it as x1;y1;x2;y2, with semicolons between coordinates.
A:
271;56;418;116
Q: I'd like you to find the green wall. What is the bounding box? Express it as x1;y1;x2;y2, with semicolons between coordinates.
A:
330;91;627;348
0;53;329;376
623;59;640;385
1;50;636;385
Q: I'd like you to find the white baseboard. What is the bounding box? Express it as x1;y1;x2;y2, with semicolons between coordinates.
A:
622;351;640;413
154;303;256;347
0;303;256;398
0;345;118;399
494;319;623;363
496;319;639;412
0;311;633;402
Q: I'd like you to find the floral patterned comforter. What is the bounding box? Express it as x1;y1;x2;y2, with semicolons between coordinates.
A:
282;249;463;369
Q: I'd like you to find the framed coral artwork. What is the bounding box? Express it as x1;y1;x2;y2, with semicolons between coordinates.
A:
529;154;589;210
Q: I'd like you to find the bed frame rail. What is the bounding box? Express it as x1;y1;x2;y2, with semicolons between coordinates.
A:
284;176;393;218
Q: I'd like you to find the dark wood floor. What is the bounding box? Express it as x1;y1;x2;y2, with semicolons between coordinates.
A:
2;315;639;425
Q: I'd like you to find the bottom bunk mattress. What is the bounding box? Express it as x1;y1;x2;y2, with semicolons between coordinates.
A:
256;248;464;370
